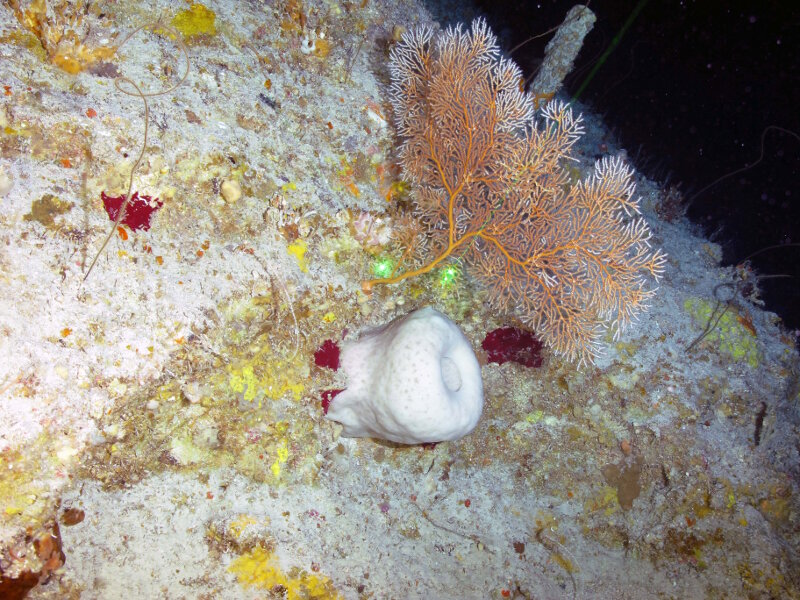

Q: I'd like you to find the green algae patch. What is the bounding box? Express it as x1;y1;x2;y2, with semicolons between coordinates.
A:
525;409;544;424
684;297;761;368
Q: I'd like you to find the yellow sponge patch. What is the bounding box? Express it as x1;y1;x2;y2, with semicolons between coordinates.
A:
229;547;340;599
172;3;216;39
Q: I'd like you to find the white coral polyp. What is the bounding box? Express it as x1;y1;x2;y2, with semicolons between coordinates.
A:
326;307;484;444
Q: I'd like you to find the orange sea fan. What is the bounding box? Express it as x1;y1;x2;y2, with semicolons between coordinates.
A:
363;18;666;365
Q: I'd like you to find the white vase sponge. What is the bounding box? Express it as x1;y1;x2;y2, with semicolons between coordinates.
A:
326;307;484;444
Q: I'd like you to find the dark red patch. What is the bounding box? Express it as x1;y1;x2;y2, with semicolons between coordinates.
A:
314;339;340;370
482;326;544;368
321;388;342;415
0;571;38;600
101;191;163;231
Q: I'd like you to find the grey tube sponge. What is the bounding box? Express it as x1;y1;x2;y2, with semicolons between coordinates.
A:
325;307;484;444
532;5;596;98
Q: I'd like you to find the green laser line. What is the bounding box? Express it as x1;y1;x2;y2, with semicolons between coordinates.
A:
572;0;650;102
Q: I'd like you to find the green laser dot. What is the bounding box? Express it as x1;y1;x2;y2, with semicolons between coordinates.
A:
373;258;394;278
440;265;458;286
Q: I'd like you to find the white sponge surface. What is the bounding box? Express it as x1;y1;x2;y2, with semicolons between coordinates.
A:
326;307;484;444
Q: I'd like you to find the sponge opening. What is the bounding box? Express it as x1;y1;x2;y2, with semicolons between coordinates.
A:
440;356;462;392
